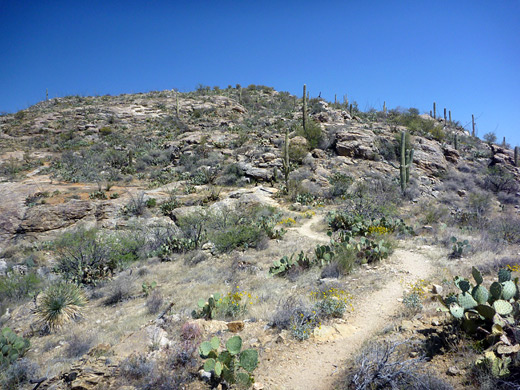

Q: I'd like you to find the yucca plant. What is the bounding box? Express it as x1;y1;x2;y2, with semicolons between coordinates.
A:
37;282;87;330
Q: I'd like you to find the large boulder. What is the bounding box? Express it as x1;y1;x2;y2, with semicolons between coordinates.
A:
413;137;448;175
19;200;93;233
335;128;377;160
443;145;460;164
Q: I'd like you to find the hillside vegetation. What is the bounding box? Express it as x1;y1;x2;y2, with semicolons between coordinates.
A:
0;85;519;390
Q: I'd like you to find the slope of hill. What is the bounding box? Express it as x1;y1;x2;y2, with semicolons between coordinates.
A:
0;85;519;389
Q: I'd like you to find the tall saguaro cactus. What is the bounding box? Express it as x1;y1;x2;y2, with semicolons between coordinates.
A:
449;110;452;124
176;92;180;117
400;131;414;192
472;114;476;137
444;108;447;121
282;127;291;191
302;84;307;133
515;146;519;167
433;102;436;119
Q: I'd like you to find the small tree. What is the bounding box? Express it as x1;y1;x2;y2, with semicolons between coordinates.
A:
483;132;497;145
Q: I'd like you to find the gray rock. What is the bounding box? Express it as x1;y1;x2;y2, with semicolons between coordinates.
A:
0;260;6;276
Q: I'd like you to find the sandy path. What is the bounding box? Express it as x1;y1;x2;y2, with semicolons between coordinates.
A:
256;247;433;390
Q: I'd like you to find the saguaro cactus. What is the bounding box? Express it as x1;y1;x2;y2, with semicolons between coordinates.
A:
302;84;307;133
444;108;447;121
515;146;519;167
472;114;476;137
176;92;180;117
400;131;414;192
383;101;387;115
282;127;291;190
433;102;436;119
449;110;452;124
46;89;49;101
454;134;458;150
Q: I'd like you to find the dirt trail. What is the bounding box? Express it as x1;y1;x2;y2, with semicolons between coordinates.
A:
291;213;330;243
256;247;433;390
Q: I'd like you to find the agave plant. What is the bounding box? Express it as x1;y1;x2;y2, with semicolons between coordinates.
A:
37;282;87;330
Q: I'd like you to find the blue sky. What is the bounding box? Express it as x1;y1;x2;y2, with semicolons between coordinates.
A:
1;1;519;146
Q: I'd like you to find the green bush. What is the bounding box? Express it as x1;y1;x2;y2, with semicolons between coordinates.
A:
53;228;115;285
212;225;265;253
0;272;42;303
295;119;323;150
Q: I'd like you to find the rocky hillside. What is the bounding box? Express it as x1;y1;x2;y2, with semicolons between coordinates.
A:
0;85;519;390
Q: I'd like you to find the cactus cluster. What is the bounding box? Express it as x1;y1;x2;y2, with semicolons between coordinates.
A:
449;236;469;259
269;251;311;276
444;267;518;326
0;327;30;367
199;335;258;387
441;266;520;377
314;244;334;266
192;293;222;320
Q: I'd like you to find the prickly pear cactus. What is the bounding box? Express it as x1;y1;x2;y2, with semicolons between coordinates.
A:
0;327;30;367
449;303;464;319
471;285;489;304
199;335;257;387
458;292;478;309
490;282;502;300
501;281;516;300
493;300;513;316
498;268;512;283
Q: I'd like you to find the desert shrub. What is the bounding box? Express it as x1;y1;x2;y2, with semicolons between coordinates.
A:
36;282;87;330
484;132;497;145
271;296;311;330
104;277;133;306
346;175;401;219
64;332;95;358
0;358;39;390
311;287;353;319
119;353;155;381
490;216;520;244
216;163;244;186
295;119;323;149
422;203;449;224
146;290;163;315
159;192;180;217
104;229;147;266
343;341;453;390
0;272;42;303
497;192;518;205
468;191;492;217
483;166;518;194
53;228;115;285
329;172;353;198
212;225;265;253
123;191;148;217
334;243;358;275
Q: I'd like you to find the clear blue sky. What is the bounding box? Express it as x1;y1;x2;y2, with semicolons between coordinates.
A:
1;0;519;146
